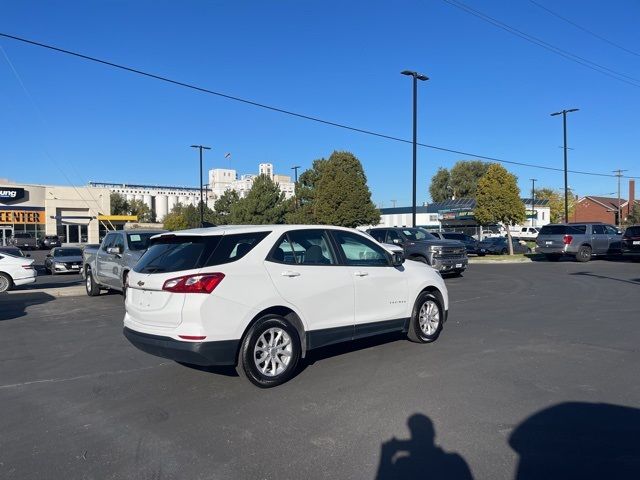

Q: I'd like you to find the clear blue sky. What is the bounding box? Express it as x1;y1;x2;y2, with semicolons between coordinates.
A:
1;0;639;206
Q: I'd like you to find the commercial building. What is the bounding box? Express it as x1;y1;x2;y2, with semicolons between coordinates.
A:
209;163;295;201
376;198;551;234
0;183;111;246
89;182;202;222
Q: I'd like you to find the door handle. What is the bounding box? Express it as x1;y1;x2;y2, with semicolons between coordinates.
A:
281;271;300;277
354;271;369;277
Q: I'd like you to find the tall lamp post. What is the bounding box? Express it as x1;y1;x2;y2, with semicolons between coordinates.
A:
291;165;301;183
530;178;537;227
401;70;429;227
191;144;211;227
550;108;579;223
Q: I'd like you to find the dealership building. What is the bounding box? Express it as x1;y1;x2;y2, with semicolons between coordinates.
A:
0;183;111;246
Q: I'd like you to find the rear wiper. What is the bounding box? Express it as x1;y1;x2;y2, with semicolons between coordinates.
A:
140;267;166;273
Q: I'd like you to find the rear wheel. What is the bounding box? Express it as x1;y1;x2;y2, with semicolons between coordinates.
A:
501;248;508;255
237;315;301;388
576;245;592;263
407;292;443;343
0;273;13;293
526;247;532;254
85;267;101;296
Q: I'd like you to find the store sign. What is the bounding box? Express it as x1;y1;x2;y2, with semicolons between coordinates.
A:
526;210;538;218
439;209;475;221
0;210;45;224
0;187;25;201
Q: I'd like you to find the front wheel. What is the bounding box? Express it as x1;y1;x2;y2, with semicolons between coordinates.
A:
237;315;301;388
407;292;444;343
85;268;101;296
501;248;508;255
576;245;592;263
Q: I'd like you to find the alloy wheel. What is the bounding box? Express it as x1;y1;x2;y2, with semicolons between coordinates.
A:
418;300;440;336
253;327;292;377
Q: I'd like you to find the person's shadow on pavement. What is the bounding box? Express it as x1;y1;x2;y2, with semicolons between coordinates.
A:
376;414;474;480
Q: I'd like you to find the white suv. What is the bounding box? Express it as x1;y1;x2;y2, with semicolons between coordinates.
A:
124;225;449;387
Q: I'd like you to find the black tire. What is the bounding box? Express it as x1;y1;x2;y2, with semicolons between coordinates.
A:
407;291;444;344
576;245;592;263
545;254;560;262
478;252;486;257
526;248;532;254
0;272;13;293
501;248;508;255
237;315;301;388
451;269;464;277
85;267;101;296
122;271;129;300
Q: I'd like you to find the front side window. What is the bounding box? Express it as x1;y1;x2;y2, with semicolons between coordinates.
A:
269;230;336;265
592;225;606;235
604;225;619;235
368;230;386;243
331;230;390;266
112;234;125;251
101;234;116;251
386;230;402;244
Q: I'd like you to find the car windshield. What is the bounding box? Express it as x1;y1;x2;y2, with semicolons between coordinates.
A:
54;248;83;257
401;228;436;241
624;226;640;236
127;232;159;251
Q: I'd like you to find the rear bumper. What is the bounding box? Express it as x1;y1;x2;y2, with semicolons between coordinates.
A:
123;327;239;366
13;276;36;287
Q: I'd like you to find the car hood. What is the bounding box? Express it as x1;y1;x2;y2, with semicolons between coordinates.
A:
411;239;465;248
52;255;83;263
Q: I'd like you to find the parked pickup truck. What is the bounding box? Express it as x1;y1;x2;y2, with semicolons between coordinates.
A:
10;232;38;250
368;227;468;276
82;229;166;296
536;223;622;262
510;227;539;240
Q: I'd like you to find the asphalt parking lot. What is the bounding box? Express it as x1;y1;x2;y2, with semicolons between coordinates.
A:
1;261;639;479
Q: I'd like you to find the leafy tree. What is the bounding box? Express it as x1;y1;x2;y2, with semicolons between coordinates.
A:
128;199;154;223
232;174;288;224
535;187;575;223
208;190;241;225
162;203;204;230
285;158;328;224
428;161;490;202
110;193;129;215
429;168;451;203
625;204;640;225
475;164;526;255
163;209;190;231
312;151;380;227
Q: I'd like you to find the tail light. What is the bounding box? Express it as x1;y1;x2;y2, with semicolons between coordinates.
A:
162;273;224;293
563;235;573;245
22;265;34;270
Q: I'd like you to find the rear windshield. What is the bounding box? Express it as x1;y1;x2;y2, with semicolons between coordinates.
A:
127;232;158;251
625;226;640;236
134;232;269;273
14;233;33;238
539;225;587;235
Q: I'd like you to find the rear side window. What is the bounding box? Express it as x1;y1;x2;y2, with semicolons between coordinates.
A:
135;232;269;273
368;230;386;243
539;225;586;235
592;225;606;234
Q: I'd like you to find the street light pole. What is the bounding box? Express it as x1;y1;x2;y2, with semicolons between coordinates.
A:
191;144;211;227
550;108;579;223
291;165;301;183
613;169;628;226
530;178;537;227
401;70;429;227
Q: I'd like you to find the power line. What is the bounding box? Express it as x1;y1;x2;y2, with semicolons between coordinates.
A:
528;0;640;58
0;31;638;180
441;0;640;88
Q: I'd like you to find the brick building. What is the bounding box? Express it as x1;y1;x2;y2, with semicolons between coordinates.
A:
574;180;637;224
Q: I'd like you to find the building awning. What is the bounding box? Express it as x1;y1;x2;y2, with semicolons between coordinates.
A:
50;215;95;220
97;215;138;221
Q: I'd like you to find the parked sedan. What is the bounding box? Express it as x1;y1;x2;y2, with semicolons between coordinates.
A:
44;247;83;275
0;252;36;292
124;225;450;387
479;237;531;255
0;246;30;258
622;225;640;261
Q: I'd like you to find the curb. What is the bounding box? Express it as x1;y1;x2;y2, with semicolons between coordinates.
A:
4;286;86;297
469;258;534;264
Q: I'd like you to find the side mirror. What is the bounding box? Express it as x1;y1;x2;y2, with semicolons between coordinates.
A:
391;252;405;267
617;229;623;235
107;246;122;255
26;254;31;258
392;238;402;245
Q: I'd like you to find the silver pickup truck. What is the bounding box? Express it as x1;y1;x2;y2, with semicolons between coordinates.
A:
82;229;166;296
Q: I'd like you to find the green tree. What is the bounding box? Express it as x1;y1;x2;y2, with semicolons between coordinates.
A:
625;204;640;225
128;199;154;223
475;164;526;255
285;158;328;224
162;202;202;230
312;151;380;227
208;190;241;225
535;187;574;223
110;192;129;215
429;168;451;203
232;174;288;224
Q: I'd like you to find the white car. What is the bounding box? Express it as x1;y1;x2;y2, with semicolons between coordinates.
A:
124;225;450;387
0;252;37;292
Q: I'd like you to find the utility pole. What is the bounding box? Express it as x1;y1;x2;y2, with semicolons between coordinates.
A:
613;169;628;226
391;199;397;208
291;165;301;183
401;70;429;227
191;144;211;227
530;178;537;227
550;108;579;223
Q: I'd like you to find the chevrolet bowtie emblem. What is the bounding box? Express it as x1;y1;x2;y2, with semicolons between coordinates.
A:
137;281;145;286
